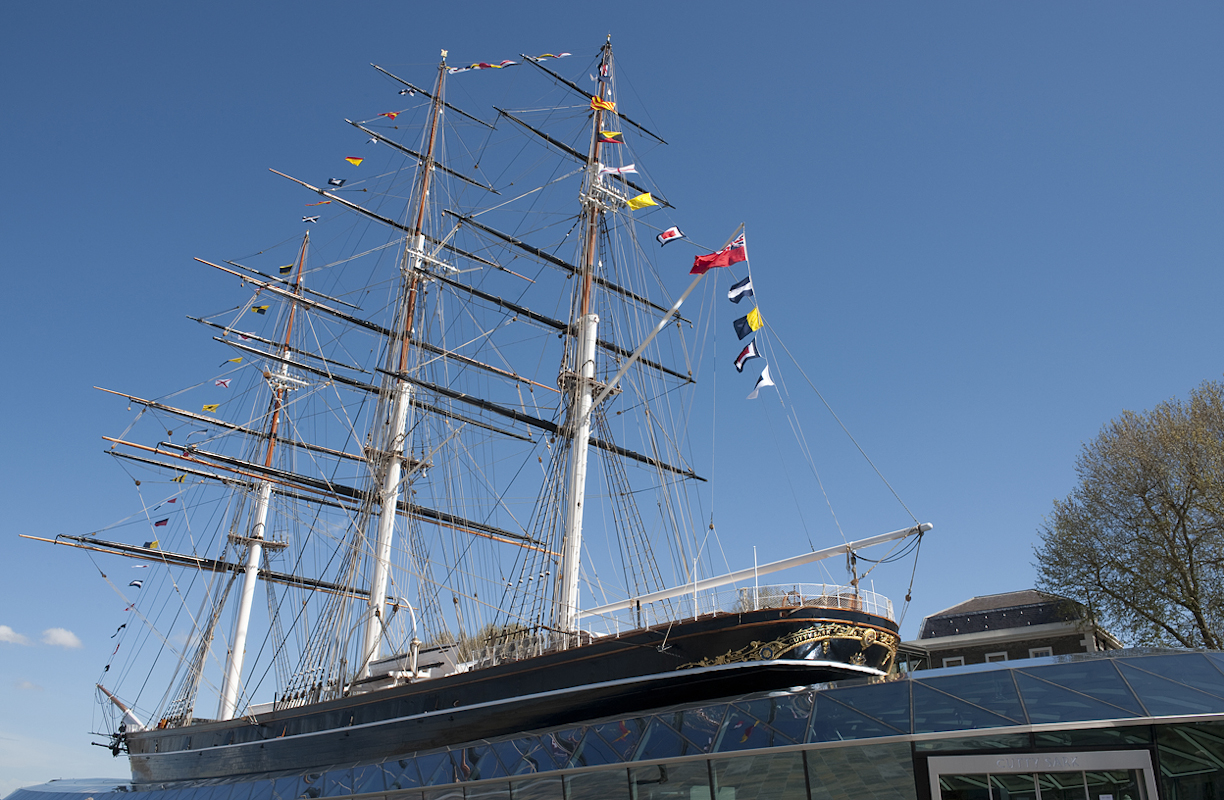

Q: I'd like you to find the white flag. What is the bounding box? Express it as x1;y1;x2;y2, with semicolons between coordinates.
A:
747;364;775;400
598;163;637;176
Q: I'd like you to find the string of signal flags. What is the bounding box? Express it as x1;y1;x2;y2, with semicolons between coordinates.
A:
684;231;774;400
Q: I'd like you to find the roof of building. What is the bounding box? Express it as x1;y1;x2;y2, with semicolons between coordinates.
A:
919;589;1084;640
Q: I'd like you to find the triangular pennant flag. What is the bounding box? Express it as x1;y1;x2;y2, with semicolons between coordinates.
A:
747;364;774;400
728;275;754;304
305;200;331;206
734;340;761;373
380;112;399;120
153;518;169;527
344;157;363;166
626;192;658;210
656;226;685;247
279;264;294;275
202;404;220;413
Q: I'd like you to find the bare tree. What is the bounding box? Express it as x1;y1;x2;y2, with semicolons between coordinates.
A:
1035;380;1224;649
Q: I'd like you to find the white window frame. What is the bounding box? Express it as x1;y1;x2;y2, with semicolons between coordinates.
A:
942;656;965;668
985;651;1008;663
1029;646;1054;658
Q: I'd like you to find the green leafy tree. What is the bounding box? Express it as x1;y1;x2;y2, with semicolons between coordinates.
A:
1035;380;1224;649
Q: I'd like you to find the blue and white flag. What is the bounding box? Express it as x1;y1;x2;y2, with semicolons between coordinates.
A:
129;580;143;589
747;364;775;400
728;275;754;304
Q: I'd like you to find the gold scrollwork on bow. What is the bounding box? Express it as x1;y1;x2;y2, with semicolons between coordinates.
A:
678;622;899;670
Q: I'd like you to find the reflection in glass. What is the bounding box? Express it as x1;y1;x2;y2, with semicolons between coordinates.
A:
565;768;628;800
914;733;1030;752
991;773;1038;800
712;752;806;800
938;774;991;800
1158;722;1224;799
507;776;562;800
1035;771;1087;800
1082;769;1141;800
462;781;510;800
807;742;917;800
629;761;710;800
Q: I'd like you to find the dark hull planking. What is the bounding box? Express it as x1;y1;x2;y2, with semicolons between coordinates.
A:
127;607;898;783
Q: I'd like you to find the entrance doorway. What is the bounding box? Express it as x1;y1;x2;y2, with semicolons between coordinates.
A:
928;750;1157;800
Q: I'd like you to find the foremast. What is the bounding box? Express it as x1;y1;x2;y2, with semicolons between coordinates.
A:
357;51;447;678
216;233;308;721
555;39;615;639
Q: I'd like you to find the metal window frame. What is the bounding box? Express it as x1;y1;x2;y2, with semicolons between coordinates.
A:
927;749;1157;800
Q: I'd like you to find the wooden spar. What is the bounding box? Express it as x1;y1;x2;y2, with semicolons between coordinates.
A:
442;210;687;321
102;449;555;554
346;120;496;192
189;317;367;373
96;386;371;465
23;534;379;600
427;270;693;383
370;63;494;129
265;171;500;269
519;55;668;145
102;436;551;548
224;261;362;310
495;108;671;207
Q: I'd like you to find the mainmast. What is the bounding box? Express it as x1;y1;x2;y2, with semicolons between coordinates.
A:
555;38;614;638
216;233;308;721
357;50;447;677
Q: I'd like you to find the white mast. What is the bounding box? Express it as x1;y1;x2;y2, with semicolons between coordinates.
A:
358;53;446;677
217;233;308;721
556;39;614;638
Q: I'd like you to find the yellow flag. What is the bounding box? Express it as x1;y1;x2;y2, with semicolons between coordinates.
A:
251;305;269;315
202;404;220;413
627;192;658;210
747;307;763;331
590;96;616;112
345;156;364;166
227;357;243;364
171;474;186;483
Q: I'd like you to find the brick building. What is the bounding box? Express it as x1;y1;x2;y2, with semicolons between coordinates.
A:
904;588;1122;670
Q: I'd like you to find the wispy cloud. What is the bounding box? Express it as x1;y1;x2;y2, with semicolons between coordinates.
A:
15;680;43;691
41;628;82;649
0;626;30;645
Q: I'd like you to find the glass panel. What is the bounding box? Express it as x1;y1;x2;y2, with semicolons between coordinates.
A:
491;739;538;776
509;776;562;800
575;727;628;768
1035;772;1087;800
1082;769;1141;800
418;752;455;787
388;793;424;800
809;694;906;743
807;741;917;800
322;768;355;797
714;707;790;753
822;680;912;734
386;757;424;790
991;773;1039;800
466;746;510;782
1157;722;1224;796
1117;662;1224;716
269;776;301;800
354;764;389;794
677;706;725;754
915;733;1031;752
712;751;806;800
519;736;564;773
1034;727;1151;748
629;762;710;800
465;782;510;800
919;670;1027;724
590;719;644;762
422;788;464;800
1013;674;1142;724
565;769;628;800
1122;654;1224;698
547;729;586;769
913;683;1025;734
634;717;693;761
730;696;810;743
1020;661;1142;716
938;774;991;800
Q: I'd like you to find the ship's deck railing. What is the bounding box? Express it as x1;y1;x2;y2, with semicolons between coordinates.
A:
467;584;892;669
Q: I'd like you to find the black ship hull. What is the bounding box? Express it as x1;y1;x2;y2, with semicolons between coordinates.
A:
126;606;898;783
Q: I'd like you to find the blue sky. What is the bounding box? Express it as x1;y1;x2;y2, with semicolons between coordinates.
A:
4;1;1224;793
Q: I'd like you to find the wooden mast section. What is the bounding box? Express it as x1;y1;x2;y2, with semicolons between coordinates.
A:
217;233;309;721
358;50;447;679
556;38;614;639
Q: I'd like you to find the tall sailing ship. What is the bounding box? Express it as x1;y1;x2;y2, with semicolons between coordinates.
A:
30;39;930;785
